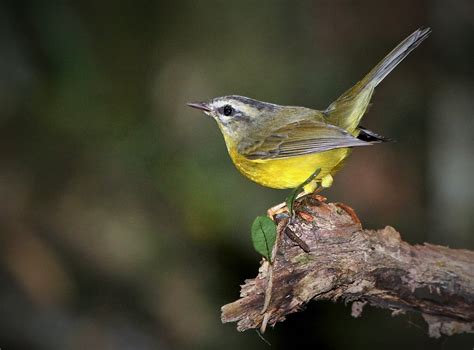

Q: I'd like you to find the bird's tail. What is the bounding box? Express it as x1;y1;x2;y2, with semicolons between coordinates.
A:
325;28;431;132
361;27;431;88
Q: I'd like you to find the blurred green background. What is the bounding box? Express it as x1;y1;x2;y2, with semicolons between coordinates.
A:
0;0;473;349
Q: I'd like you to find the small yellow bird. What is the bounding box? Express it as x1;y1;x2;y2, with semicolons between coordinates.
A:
188;28;430;196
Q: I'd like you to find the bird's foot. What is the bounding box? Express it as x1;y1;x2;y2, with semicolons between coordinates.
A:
266;201;288;219
266;191;308;219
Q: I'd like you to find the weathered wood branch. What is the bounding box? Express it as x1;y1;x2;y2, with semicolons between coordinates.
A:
221;195;474;338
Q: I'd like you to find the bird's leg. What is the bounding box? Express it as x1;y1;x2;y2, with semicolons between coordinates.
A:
267;170;323;219
286;169;322;217
279;168;322;252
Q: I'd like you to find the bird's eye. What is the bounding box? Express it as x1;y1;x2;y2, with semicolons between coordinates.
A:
223;105;233;116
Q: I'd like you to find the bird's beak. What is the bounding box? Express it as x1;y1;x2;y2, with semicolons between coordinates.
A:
187;101;211;113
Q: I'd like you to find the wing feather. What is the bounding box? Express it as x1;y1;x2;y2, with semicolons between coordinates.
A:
240;120;373;160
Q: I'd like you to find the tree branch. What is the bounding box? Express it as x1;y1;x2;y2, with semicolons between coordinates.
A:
221;196;474;338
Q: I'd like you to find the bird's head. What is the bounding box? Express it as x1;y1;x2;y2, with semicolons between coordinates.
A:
187;95;280;142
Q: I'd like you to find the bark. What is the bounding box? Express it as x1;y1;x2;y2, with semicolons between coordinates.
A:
221;195;474;338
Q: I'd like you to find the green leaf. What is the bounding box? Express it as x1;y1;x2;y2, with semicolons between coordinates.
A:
286;168;321;215
251;216;277;261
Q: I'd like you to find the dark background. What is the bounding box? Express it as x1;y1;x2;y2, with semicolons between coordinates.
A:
0;0;473;349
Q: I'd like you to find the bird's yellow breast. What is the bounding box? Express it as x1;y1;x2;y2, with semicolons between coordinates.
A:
227;145;351;189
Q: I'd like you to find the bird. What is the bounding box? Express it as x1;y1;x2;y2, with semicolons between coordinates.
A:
188;28;430;200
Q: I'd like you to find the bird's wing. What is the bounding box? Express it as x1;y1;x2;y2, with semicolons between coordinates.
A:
239;119;373;160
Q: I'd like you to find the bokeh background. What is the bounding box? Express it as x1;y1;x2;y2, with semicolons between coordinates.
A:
0;0;473;349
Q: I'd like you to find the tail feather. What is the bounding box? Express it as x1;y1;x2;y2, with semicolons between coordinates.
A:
357;126;393;143
325;28;430;132
365;27;431;88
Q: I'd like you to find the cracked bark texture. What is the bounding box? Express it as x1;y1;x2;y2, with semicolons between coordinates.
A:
221;196;474;338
